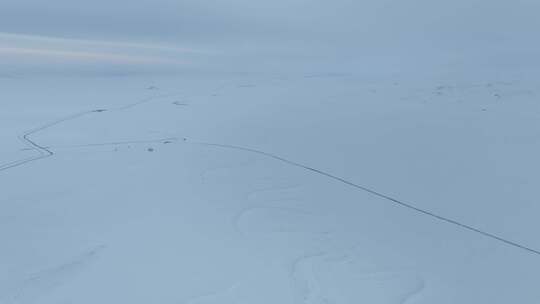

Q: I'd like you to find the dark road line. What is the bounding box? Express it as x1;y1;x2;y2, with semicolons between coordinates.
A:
0;110;103;172
192;140;540;257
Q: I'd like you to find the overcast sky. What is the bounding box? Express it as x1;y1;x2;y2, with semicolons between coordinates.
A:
2;0;540;74
2;0;539;46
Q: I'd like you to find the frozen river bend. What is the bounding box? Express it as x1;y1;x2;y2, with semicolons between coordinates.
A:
2;66;540;303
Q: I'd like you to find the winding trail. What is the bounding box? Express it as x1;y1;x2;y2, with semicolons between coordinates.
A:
0;109;106;172
190;140;540;257
3;80;540;258
0;91;182;174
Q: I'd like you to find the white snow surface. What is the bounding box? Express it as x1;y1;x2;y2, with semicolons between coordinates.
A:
2;1;540;303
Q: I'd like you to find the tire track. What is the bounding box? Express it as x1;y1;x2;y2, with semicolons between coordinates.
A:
0;79;239;175
189;140;540;257
0;91;181;174
18;137;178;151
0;109;105;173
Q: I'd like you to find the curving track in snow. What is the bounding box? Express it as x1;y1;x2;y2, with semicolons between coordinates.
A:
190;140;540;257
0;109;105;173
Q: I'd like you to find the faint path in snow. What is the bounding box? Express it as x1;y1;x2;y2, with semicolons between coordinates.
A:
233;181;306;236
181;284;239;304
290;252;329;304
219;165;425;303
289;249;426;304
245;183;301;202
5;76;538;302
189;140;540;257
0;245;105;304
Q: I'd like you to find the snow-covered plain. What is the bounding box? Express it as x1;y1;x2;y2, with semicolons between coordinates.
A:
2;1;540;303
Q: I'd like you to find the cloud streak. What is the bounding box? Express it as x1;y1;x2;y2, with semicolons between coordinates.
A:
0;32;207;54
0;46;184;65
0;32;203;69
